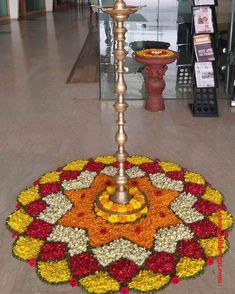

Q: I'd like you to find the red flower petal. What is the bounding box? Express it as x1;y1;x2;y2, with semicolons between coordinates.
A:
28;259;37;268
166;171;184;181
155;191;162;197
40;182;61;197
135;227;142;234
223;204;227;211
26;220;53;240
39;242;67;261
120;287;129;294
172;276;180;285
70;253;100;277
60;170;80;181
85;162;105;172
140;162;162;174
70;277;78;288
77;212;85;218
26;199;47;216
130;180;138;187
105;180;113;186
100;228;108;235
107;259;139;283
223;231;229;238
193;199;220;216
178;240;204;259
206;257;214;266
159;212;165;218
189;220;218;239
80;193;86;199
33;180;39;186
184;182;205;196
146;252;176;275
15;203;21;209
11;232;19;239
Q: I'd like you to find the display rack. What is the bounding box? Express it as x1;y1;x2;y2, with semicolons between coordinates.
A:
190;0;219;116
176;2;193;93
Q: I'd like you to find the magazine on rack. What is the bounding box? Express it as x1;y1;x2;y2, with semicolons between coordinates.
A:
194;62;215;88
194;0;215;6
193;7;214;34
193;34;215;61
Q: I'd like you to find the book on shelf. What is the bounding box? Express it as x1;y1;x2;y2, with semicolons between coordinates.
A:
193;6;214;34
194;61;215;88
231;81;235;107
194;0;215;6
193;34;215;61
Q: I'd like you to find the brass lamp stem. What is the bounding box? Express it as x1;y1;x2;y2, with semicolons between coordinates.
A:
102;0;138;205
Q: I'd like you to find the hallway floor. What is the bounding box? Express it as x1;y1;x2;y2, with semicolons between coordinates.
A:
0;8;235;294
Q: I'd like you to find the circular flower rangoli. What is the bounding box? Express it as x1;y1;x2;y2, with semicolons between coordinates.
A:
136;48;175;58
6;155;233;293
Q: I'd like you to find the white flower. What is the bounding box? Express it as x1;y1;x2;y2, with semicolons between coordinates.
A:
62;171;97;190
101;166;118;177
38;193;72;224
170;192;204;223
126;166;146;179
92;238;151;266
154;224;194;253
47;225;88;256
149;173;184;192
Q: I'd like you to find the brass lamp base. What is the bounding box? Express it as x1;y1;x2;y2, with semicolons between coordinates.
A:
95;194;147;216
95;187;148;218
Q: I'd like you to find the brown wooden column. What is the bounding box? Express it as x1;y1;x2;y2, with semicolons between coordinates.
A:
20;0;27;18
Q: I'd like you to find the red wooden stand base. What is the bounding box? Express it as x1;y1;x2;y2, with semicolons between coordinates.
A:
133;52;178;112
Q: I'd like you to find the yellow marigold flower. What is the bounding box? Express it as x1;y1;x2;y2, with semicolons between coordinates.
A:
18;186;40;205
117;205;128;213
96;210;103;217
176;257;205;278
7;208;33;233
95;156;116;164
159;161;181;172
136;49;175;58
129;187;138;194
80;272;120;294
63;160;88;171
13;236;44;260
40;172;60;184
108;215;119;223
126;214;138;222
106;186;116;194
129;270;170;291
127;156;153;165
129;198;141;209
38;260;71;283
199;236;228;257
103;201;113;210
184;172;205;185
201;187;223;204
141;207;148;214
209;210;233;230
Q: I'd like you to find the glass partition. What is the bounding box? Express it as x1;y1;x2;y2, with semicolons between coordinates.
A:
99;0;235;100
99;0;191;100
26;0;45;12
0;0;8;17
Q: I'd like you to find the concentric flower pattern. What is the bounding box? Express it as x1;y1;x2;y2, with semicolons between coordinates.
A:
6;155;233;293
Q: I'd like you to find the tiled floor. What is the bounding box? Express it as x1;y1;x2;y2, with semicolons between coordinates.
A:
0;7;235;294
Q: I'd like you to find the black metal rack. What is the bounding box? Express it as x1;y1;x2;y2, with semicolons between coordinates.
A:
190;1;219;117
